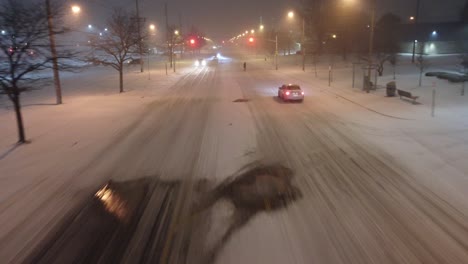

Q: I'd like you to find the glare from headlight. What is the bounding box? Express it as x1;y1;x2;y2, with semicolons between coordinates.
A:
195;60;200;66
201;60;206;66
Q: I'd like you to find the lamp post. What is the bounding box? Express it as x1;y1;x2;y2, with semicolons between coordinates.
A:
367;0;376;92
135;0;144;72
45;0;62;104
148;24;156;80
276;34;278;70
287;11;306;71
411;0;422;63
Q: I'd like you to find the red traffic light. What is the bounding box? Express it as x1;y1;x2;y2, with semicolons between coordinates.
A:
190;39;195;45
249;37;254;43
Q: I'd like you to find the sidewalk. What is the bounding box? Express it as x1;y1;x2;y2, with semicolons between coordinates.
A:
261;59;468;213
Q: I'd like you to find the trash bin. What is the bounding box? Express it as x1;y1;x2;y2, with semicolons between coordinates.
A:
386;81;396;97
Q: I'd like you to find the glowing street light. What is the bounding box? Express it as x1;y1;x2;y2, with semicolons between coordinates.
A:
251;29;255;34
245;30;248;34
287;10;305;71
174;30;179;35
410;16;415;21
1;30;5;35
71;5;81;14
149;24;156;31
332;34;337;39
260;25;264;30
88;24;92;29
104;28;108;31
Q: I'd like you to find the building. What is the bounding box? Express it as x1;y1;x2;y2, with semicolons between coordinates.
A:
399;22;468;54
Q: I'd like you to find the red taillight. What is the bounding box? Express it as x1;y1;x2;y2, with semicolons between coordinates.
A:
285;91;290;95
301;91;305;95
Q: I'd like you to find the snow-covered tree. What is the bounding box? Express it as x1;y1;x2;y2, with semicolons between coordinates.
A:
88;9;141;93
0;0;72;143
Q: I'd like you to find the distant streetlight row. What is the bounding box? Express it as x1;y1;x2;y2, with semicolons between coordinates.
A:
229;24;265;42
72;4;159;34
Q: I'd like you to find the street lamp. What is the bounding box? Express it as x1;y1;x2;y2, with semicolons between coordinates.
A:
411;0;422;63
46;0;63;104
174;30;179;35
245;30;248;34
251;29;255;34
149;24;156;31
287;10;305;71
367;0;376;92
71;5;81;14
88;24;92;29
332;34;337;39
410;16;415;21
259;25;264;30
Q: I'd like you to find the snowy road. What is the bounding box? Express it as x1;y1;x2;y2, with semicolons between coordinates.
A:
2;53;468;263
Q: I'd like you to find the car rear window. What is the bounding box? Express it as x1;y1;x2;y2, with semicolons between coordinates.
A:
287;85;301;90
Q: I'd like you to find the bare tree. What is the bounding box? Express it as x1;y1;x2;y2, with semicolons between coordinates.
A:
0;0;72;143
415;48;429;87
373;13;401;77
89;9;140;93
374;53;390;76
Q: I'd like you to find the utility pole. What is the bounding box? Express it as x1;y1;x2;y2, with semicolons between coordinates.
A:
179;13;182;57
275;34;278;70
367;0;376;93
412;0;421;63
135;0;144;72
165;3;172;68
45;0;62;104
302;16;305;72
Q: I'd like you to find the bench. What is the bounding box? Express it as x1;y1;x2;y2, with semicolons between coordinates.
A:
397;89;419;104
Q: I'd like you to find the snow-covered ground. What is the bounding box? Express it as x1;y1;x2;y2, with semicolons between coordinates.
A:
2;49;468;263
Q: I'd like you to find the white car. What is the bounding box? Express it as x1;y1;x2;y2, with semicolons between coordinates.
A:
278;84;304;102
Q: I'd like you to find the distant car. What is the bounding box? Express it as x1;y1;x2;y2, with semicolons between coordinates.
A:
87;58;101;66
195;59;206;67
278;84;304;102
127;58;143;65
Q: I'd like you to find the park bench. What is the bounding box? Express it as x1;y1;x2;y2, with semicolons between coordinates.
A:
397;89;419;104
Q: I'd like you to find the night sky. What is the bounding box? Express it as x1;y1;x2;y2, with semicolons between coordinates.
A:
78;0;465;41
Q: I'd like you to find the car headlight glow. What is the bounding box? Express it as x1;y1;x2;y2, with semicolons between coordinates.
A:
195;60;200;66
201;60;206;66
